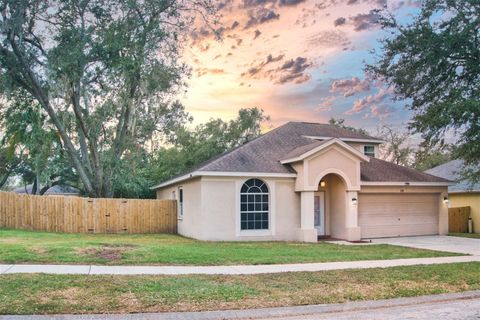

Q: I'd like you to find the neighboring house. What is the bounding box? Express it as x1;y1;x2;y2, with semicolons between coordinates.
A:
426;159;480;233
14;185;80;196
154;122;451;242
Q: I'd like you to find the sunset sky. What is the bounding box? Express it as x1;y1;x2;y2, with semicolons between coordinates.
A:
181;0;420;132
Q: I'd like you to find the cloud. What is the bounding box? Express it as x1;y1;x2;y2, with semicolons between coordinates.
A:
190;26;227;44
330;77;371;97
217;0;234;10
245;8;280;29
333;17;347;26
274;57;312;84
279;0;307;6
243;0;276;7
196;68;225;77
307;30;351;48
368;104;394;119
190;27;211;43
346;0;386;7
253;29;262;39
242;0;305;7
266;54;284;63
241;54;285;78
350;10;381;31
389;0;421;10
231;21;240;30
345;88;391;115
241;55;312;85
315;96;336;112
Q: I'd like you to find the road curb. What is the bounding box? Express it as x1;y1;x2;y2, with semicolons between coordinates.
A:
2;290;480;320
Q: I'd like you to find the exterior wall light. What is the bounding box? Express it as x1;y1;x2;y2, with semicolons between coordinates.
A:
352;197;358;206
443;196;449;204
320;180;326;188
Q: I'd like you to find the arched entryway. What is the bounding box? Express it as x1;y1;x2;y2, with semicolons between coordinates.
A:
286;139;367;242
315;173;348;239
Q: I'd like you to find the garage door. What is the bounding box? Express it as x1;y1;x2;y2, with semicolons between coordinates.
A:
358;194;439;238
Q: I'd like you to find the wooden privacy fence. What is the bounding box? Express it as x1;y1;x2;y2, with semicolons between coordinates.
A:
0;191;177;234
448;206;470;233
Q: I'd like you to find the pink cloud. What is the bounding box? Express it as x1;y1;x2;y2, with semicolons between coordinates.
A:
330;76;370;97
345;87;392;115
369;104;394;119
315;96;336;112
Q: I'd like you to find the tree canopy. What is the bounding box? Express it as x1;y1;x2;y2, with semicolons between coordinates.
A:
0;0;216;197
367;0;480;182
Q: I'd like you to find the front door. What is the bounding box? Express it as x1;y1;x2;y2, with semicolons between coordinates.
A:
314;192;325;236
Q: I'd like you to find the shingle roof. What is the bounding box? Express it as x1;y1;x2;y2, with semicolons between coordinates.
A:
361;157;451;183
281;139;330;161
425;159;480;192
156;121;449;187
184;122;379;173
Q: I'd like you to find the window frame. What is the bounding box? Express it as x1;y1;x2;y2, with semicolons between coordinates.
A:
364;145;375;157
239;178;270;231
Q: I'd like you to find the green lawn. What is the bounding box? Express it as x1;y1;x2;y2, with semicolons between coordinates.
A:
449;233;480;239
1;262;479;314
0;229;461;266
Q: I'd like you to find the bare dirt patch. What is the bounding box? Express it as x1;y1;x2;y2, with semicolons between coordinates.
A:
76;244;137;262
30;247;47;255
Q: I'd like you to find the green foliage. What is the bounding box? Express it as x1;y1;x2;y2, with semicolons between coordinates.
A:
112;149;156;199
413;143;452;171
0;92;77;193
328;118;369;136
0;147;19;189
151;108;269;184
0;0;216;197
367;0;480;182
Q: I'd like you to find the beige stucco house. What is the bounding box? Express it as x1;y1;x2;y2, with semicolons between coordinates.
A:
154;122;451;242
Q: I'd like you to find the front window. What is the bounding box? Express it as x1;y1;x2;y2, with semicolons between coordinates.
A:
364;145;375;157
240;179;269;230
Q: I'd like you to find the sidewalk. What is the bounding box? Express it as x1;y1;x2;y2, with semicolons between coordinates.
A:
2;290;480;320
1;255;479;275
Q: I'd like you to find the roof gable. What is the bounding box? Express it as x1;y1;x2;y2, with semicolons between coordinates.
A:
280;138;370;164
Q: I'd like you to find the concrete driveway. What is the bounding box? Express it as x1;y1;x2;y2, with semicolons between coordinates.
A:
370;235;480;256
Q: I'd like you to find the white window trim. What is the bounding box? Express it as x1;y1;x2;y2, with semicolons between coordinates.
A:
177;186;184;220
235;179;276;237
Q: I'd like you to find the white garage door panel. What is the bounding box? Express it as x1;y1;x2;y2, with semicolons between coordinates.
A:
359;194;439;238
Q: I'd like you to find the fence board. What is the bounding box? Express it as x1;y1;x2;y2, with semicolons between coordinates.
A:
448;206;470;233
0;191;177;234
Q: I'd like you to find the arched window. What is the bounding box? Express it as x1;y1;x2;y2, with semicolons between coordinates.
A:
240;178;269;230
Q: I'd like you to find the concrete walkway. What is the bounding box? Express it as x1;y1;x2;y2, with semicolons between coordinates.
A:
1;255;479;275
371;235;480;256
2;290;480;319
